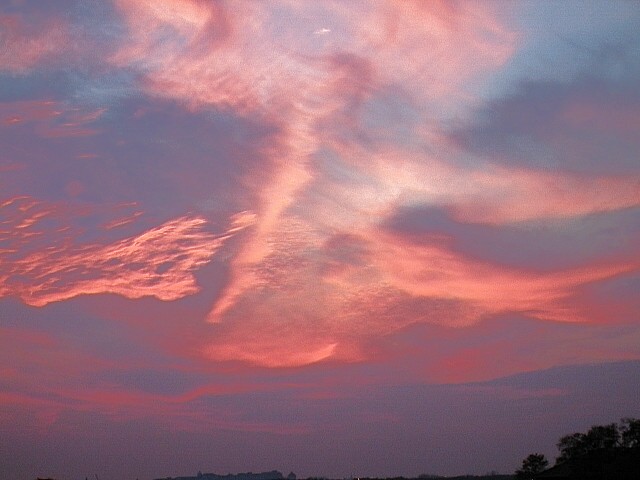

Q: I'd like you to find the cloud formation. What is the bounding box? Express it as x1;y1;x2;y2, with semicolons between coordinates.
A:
0;197;254;306
66;0;637;369
1;6;639;477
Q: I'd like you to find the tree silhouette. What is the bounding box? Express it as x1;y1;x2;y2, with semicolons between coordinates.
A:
557;423;620;464
515;453;548;480
556;432;588;463
518;417;640;479
620;417;640;448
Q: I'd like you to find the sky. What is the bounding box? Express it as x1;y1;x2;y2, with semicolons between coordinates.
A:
1;1;639;479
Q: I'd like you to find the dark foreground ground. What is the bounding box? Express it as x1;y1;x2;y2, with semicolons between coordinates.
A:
350;476;513;480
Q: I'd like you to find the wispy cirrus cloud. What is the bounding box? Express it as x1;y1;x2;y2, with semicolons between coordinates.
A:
0;196;254;306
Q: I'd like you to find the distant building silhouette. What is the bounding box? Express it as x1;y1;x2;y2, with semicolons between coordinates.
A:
155;471;288;480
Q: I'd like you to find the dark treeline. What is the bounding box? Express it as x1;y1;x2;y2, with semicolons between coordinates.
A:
516;417;640;479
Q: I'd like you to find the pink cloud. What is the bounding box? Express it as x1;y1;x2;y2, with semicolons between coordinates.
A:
0;100;60;125
102;211;145;230
0;321;315;433
1;197;255;306
365;230;637;321
345;0;516;113
195;203;638;368
49;0;635;371
106;0;514;329
453;166;640;224
0;374;311;434
426;321;640;384
322;143;640;226
35;106;106;138
0;14;68;73
0;100;106;140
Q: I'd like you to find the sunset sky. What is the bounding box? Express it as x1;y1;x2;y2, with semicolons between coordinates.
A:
1;1;639;479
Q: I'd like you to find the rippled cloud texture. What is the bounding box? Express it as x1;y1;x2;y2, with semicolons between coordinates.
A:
1;1;639;479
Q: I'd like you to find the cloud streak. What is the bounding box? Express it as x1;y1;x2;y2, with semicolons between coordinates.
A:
1;197;254;306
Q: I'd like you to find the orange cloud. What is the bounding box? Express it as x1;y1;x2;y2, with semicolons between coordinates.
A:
320;143;640;226
196;187;638;368
105;1;639;370
453;165;640;224
107;0;513;327
0;197;254;306
346;0;516;115
0;100;106;140
365;229;638;323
